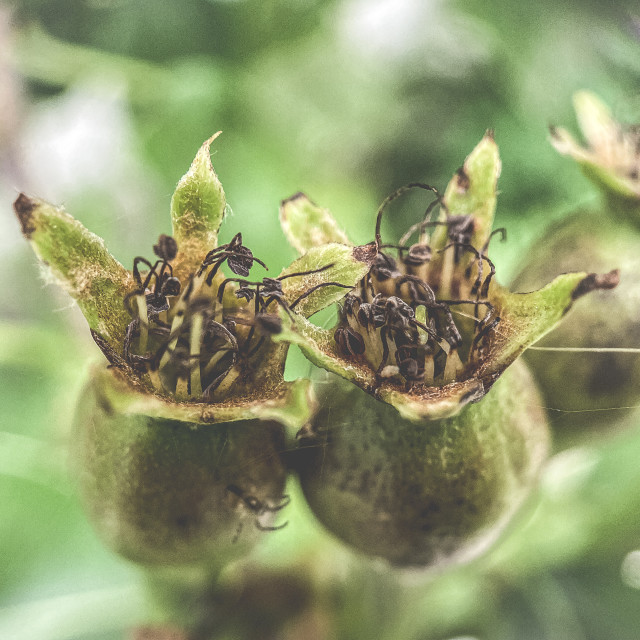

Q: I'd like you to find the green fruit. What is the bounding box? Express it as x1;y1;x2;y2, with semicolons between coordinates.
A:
512;211;640;442
295;359;549;568
73;366;289;568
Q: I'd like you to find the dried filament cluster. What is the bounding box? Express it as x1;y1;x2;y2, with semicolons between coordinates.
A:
334;184;503;390
122;233;338;402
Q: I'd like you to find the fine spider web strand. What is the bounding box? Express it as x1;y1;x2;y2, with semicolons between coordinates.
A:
289;282;353;310
445;308;640;414
297;314;640;421
445;308;640;356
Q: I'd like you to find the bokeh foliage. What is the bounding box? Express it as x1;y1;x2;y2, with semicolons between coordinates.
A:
2;0;640;638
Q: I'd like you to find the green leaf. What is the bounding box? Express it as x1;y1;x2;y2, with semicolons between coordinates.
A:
279;192;350;254
13;194;132;346
278;242;376;318
170;133;227;272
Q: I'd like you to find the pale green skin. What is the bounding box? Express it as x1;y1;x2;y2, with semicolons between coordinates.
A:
73;368;288;568
512;211;640;441
297;360;549;569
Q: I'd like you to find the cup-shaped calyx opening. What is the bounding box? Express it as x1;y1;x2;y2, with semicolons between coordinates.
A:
550;91;640;202
275;133;619;422
13;134;374;428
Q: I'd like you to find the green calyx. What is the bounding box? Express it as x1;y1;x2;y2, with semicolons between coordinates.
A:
550;91;640;206
274;133;619;421
14;135;373;427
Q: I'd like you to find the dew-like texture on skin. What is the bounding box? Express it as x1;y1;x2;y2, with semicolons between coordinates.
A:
512;211;640;440
297;359;548;568
73;367;288;567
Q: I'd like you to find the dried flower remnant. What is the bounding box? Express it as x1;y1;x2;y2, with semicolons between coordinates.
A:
335;183;503;394
120;231;344;405
14;133;373;424
13;133;374;567
278;134;618;569
277;133;617;422
514;92;640;441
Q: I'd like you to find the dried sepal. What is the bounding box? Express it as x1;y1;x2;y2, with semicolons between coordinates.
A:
550;91;640;202
279;192;350;254
438;130;500;249
13;194;132;346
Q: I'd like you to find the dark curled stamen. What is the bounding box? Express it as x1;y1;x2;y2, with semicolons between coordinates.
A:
277;263;335;281
395;350;424;390
217;278;262;303
132;256;155;289
127;239;181;327
123;319;152;371
235;284;256;301
409;316;446;345
340;293;361;318
481;228;506;254
472;316;501;351
440;242;496;299
356;302;384;329
153;234;178;261
375;183;440;250
444;215;475;261
391;274;461;346
202;366;236;401
335;326;366;357
220;265;337;320
375;325;391;378
160;276;181;297
397;197;446;246
371;253;398;281
404;243;432;266
200;232;268;282
255;313;282;335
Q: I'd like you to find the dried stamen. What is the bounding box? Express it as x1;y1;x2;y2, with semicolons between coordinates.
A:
123;235;339;403
333;186;504;389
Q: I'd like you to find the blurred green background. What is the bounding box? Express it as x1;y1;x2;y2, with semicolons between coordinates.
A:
1;0;640;638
